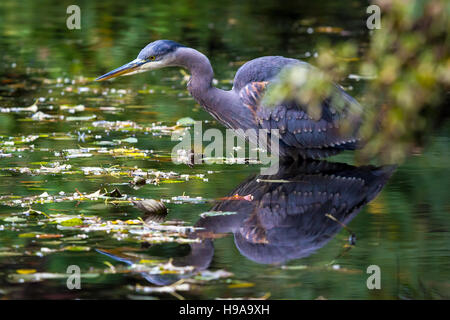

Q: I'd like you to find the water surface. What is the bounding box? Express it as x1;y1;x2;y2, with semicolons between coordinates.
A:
0;0;448;299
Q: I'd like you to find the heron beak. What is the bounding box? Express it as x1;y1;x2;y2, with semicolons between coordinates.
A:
95;59;147;81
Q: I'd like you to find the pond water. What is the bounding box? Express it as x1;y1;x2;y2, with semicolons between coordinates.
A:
0;0;448;299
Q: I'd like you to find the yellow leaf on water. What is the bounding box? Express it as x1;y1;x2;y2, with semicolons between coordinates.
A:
228;282;255;289
125;220;141;225
139;259;160;264
160;180;184;184
60;218;84;227
124;152;147;157
17;269;37;274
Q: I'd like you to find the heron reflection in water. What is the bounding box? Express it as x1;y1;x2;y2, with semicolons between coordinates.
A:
98;160;394;285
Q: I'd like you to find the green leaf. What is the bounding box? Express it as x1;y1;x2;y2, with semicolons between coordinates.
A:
60;218;84;227
176;117;196;126
3;216;27;223
121;137;138;143
64;246;91;251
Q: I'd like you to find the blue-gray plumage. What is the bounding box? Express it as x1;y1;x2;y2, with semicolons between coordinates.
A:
137;40;185;60
96;40;362;159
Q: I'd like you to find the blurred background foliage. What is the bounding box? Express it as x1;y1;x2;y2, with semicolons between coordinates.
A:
270;0;449;164
359;0;449;163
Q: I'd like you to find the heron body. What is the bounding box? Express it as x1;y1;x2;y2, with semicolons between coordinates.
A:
96;40;362;159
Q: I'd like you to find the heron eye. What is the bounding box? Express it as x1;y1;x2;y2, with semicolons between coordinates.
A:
149;56;156;61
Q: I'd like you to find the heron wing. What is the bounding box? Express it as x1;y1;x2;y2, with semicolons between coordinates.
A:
239;81;269;115
239;80;361;150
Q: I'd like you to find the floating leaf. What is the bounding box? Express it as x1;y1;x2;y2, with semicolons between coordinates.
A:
86;189;101;198
3;216;26;223
64;246;91;252
133;283;190;294
228;282;255;289
36;234;64;239
16;269;37;274
31;111;55;121
200;211;237;218
160;180;184;184
176;117;196;126
195;270;234;281
60;218;84;227
66;115;96;121
19;232;38;238
8;272;99;283
121;137;138;144
60;104;85;112
0;252;22;257
66;153;93;159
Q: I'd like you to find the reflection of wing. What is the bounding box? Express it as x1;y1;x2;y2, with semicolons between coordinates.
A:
200;160;395;264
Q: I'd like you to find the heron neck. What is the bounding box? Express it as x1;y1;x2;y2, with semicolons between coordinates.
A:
175;47;214;92
174;47;247;129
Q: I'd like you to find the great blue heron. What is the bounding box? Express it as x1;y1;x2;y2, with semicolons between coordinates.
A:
96;40;362;159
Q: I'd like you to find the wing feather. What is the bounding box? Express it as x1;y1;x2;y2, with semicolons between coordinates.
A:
239;80;361;151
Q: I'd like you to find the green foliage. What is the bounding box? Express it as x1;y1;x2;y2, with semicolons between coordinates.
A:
360;0;449;163
271;0;449;163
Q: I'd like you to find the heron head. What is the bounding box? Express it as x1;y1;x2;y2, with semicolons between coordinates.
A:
95;40;185;81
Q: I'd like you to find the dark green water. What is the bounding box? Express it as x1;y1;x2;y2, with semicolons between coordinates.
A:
0;0;448;299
